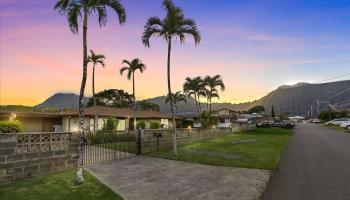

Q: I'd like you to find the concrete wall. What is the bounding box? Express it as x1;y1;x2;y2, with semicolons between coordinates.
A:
0;133;78;182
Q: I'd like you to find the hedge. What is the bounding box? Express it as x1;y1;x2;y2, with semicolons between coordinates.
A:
0;120;24;133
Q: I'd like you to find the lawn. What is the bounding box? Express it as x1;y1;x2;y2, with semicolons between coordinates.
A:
147;128;293;170
0;170;123;200
98;141;136;154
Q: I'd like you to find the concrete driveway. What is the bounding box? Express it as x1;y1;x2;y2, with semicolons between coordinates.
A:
263;123;350;200
87;156;270;200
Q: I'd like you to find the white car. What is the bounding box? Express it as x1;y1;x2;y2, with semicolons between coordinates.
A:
326;118;350;126
340;121;350;129
217;123;231;128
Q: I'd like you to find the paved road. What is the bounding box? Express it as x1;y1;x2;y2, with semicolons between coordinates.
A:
263;123;350;200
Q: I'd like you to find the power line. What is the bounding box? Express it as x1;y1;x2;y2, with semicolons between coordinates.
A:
313;72;350;84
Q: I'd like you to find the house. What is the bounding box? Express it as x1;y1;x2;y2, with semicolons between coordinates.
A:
211;108;237;124
0;106;176;132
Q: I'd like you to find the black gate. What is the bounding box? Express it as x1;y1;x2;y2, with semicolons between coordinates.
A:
83;131;137;165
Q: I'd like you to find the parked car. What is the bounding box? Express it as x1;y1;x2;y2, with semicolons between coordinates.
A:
217;123;231;128
340;121;350;129
309;118;321;123
256;121;272;128
326;118;350;126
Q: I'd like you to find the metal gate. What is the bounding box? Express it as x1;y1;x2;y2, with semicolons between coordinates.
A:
83;131;138;165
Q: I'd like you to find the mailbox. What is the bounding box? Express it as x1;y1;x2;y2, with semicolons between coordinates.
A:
153;132;162;151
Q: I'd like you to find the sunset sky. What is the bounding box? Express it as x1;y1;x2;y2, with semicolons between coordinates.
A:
1;0;349;106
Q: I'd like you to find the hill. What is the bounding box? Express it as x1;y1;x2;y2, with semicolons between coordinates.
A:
35;93;89;109
146;80;350;115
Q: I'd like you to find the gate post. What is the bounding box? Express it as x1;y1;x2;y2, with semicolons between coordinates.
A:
136;128;141;155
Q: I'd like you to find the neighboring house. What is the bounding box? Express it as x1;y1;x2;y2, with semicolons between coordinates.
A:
237;113;264;124
211;108;238;124
177;112;200;128
0;106;176;132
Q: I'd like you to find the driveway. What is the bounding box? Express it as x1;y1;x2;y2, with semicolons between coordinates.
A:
87;156;270;200
263;123;350;200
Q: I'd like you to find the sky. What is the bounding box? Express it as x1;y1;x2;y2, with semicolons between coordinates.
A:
0;0;349;106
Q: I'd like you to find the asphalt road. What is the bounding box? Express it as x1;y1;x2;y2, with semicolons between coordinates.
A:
263;123;350;200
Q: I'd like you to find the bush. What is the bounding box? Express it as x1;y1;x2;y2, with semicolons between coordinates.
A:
86;131;135;144
150;121;161;129
101;117;119;131
0;120;24;133
136;121;146;129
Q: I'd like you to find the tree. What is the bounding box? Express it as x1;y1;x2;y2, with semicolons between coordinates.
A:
120;58;146;132
137;100;160;111
87;89;133;108
142;0;200;156
203;75;225;114
248;105;265;114
165;91;187;114
183;76;205;113
271;105;275;118
87;50;105;131
199;111;216;128
101;117;119;131
54;0;126;184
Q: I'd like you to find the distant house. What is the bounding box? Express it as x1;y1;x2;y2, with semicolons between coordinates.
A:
211;108;237;124
0;106;176;132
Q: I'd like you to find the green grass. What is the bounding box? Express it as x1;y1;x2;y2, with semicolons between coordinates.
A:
0;170;123;200
147;128;293;170
98;141;136;154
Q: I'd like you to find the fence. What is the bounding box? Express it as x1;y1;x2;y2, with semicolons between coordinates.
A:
0;132;78;182
0;123;255;181
139;123;254;153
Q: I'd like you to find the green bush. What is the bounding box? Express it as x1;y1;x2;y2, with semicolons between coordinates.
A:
102;117;119;131
150;121;161;129
136;121;146;129
86;131;135;144
0;120;24;133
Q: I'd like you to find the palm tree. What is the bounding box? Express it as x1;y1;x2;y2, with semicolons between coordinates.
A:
142;0;200;156
165;91;187;114
87;50;105;131
183;76;205;113
119;58;146;134
54;0;126;184
204;75;225;114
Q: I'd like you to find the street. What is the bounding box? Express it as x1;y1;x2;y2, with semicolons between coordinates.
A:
263;123;350;200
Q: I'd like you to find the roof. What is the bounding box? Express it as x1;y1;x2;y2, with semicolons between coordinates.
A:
0;106;176;119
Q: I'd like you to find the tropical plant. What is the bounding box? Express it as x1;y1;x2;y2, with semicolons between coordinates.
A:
142;0;200;156
120;58;146;132
87;89;133;108
248;105;265;114
136;121;146;129
150;121;161;129
271;105;276;118
183;76;205;113
137;100;160;111
203;75;225;114
199;111;216;128
101;117;119;131
0;120;24;133
54;0;126;184
165;91;187;114
87;50;105;131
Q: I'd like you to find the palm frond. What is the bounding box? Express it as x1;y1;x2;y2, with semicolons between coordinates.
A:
105;0;126;24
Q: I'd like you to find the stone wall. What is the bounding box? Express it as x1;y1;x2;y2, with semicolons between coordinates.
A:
0;132;78;182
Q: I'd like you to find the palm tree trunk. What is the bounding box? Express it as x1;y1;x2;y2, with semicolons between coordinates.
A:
194;94;200;113
92;64;98;131
76;10;87;185
132;73;137;134
198;94;202;112
167;38;177;156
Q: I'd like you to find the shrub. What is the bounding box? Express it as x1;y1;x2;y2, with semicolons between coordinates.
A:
101;117;119;131
150;121;161;129
0;120;24;133
86;131;135;144
136;121;146;129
